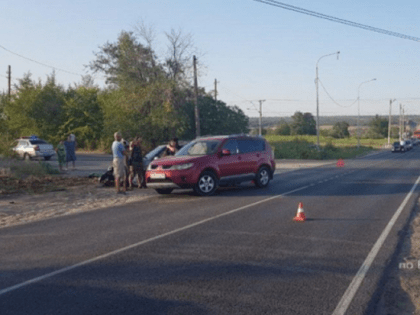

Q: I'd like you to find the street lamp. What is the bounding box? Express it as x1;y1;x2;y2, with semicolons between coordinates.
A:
316;51;340;149
357;78;376;148
388;99;396;146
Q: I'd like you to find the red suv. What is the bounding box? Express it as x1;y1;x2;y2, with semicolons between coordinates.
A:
145;135;276;196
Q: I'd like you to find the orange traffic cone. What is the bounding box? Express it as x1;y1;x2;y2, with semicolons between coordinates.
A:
293;202;306;222
336;159;345;167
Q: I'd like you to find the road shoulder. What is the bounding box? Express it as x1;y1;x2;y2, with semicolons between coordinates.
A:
375;198;420;315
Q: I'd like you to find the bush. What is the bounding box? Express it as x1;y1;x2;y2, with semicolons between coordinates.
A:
271;138;321;159
0;157;59;180
0;134;16;158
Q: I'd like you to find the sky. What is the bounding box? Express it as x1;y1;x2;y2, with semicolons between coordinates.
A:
1;0;420;119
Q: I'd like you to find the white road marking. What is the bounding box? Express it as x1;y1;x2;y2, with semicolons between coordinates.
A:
0;184;310;296
332;173;420;315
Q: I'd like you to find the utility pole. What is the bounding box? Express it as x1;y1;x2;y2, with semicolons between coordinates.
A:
399;104;402;141
388;99;395;146
214;79;218;101
193;56;200;138
402;106;405;138
7;65;11;97
258;100;266;136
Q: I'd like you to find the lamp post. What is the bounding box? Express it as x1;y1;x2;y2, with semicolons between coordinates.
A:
316;51;340;149
357;78;376;148
388;99;396;146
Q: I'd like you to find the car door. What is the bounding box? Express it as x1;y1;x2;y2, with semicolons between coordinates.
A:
16;140;27;158
237;139;258;175
217;139;243;179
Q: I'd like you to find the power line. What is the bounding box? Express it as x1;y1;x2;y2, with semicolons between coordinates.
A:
0;44;106;80
318;78;357;108
253;0;420;42
0;44;84;76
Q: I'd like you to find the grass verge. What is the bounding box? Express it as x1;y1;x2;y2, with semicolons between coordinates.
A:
267;136;376;160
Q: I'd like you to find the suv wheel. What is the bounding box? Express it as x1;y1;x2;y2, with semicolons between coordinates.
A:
194;171;218;196
155;188;173;195
255;166;271;188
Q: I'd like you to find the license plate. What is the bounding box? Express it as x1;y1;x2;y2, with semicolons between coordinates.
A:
150;173;166;179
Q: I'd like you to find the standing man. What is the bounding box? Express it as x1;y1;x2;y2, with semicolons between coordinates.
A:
112;132;127;194
128;137;145;189
162;138;180;157
64;134;77;171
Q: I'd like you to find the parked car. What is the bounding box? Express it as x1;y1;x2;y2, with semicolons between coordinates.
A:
145;135;276;196
142;142;187;169
399;140;408;152
405;140;413;151
12;136;55;160
392;141;402;153
142;145;167;170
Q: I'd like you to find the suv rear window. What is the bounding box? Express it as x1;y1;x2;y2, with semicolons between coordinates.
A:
237;139;265;153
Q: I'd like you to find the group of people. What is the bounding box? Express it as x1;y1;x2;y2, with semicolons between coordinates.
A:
111;133;181;194
55;134;77;172
112;132;147;194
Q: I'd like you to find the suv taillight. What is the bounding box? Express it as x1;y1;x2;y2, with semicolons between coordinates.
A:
34;145;40;151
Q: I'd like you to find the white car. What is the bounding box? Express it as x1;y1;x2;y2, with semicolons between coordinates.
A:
399;140;409;152
12;136;55;161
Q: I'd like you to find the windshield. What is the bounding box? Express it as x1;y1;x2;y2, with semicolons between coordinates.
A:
145;145;166;160
176;140;221;156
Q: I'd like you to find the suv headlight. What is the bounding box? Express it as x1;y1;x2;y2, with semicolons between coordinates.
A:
170;163;193;170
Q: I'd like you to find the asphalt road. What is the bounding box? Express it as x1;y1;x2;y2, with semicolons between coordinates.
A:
1;149;420;314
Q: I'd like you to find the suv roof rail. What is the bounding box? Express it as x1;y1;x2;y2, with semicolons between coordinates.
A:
195;135;229;139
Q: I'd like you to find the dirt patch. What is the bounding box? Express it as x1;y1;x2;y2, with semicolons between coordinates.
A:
376;199;420;315
0;175;94;195
0;175;154;229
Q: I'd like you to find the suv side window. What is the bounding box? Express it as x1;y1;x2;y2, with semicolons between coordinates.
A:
237;139;265;153
222;139;238;154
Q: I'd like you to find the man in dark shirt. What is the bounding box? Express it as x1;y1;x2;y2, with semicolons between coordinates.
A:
162;138;180;157
129;137;145;189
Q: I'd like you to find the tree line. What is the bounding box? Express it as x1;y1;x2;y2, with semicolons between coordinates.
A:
0;25;249;152
264;112;402;139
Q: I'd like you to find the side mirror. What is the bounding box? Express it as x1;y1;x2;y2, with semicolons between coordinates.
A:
221;149;231;156
153;156;159;160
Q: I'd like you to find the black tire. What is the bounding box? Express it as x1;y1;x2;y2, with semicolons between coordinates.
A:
193;171;218;196
44;156;51;161
255;166;271;188
155;188;173;195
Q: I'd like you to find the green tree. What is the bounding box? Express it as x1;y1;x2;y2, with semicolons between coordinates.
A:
290;112;316;135
57;86;104;148
331;121;350;138
3;73;41;138
89;31;163;89
274;121;291;135
29;73;66;141
0;93;9;134
368;115;388;138
180;96;249;139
